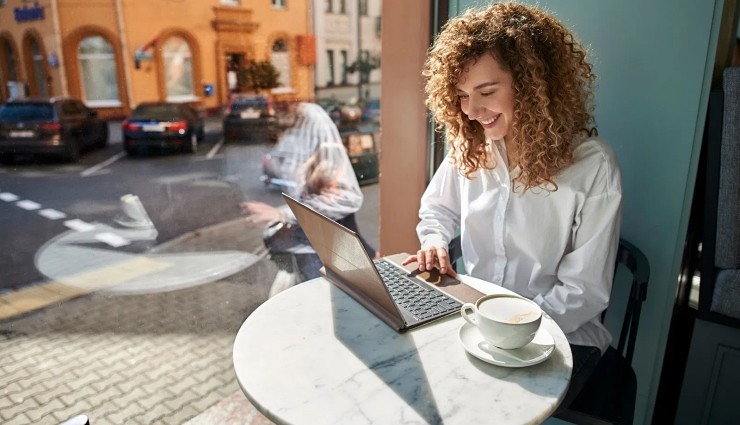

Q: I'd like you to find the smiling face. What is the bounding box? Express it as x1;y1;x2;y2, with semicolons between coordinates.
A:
455;54;516;143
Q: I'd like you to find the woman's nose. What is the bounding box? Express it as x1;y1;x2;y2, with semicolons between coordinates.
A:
465;97;482;119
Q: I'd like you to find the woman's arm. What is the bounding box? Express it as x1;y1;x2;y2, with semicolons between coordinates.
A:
533;190;623;334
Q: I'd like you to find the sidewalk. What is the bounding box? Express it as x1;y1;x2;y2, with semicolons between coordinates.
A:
0;185;378;425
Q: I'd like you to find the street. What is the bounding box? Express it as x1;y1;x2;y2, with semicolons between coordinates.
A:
0;117;378;292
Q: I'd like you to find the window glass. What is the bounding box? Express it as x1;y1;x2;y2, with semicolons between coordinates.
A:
0;102;54;120
163;36;195;101
271;39;291;92
78;35;120;106
0;1;384;423
340;50;348;84
2;37;19;80
326;49;335;86
30;37;48;97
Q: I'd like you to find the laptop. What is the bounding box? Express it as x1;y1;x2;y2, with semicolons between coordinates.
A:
283;193;484;332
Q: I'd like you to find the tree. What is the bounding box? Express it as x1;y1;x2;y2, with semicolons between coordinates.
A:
346;53;380;84
238;60;281;93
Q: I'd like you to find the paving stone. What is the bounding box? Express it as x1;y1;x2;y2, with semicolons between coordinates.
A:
0;218;287;424
2;412;32;425
31;382;73;405
26;397;66;422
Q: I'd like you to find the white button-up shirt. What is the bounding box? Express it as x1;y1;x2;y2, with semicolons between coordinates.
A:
417;137;623;352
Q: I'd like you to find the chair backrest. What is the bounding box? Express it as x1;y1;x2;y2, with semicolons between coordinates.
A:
613;238;650;365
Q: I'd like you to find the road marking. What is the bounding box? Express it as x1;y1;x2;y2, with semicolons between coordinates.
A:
17;200;42;210
0;192;19;202
95;232;131;247
0;256;172;320
81;151;126;177
64;218;96;232
38;208;67;220
206;138;224;159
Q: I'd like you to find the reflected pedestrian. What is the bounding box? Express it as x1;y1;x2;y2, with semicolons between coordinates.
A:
242;102;376;293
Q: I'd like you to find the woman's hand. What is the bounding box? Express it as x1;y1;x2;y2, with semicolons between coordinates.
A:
240;201;282;224
402;246;457;278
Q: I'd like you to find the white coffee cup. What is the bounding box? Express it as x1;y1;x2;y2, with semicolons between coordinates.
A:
461;294;542;350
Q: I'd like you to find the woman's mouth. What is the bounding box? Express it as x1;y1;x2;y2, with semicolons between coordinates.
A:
479;114;501;127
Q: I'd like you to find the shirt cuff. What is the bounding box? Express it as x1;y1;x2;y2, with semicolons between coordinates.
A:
421;235;449;251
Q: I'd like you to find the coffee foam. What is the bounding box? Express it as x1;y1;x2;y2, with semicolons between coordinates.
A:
478;297;539;324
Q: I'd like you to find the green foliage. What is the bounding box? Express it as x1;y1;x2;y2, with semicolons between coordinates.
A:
238;60;281;92
346;54;380;76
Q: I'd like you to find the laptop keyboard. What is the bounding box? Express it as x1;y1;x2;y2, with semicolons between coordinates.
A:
375;259;463;320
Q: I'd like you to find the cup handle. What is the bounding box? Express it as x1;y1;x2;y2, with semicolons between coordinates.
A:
461;303;477;326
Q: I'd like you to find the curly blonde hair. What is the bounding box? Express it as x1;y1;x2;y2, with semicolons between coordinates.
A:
423;2;596;190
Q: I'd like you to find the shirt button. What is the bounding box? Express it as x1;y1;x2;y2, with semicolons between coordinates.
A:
493;276;503;283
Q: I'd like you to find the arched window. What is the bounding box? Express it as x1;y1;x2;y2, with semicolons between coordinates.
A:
163;36;195;101
1;37;21;100
271;38;291;93
26;35;49;97
78;35;120;107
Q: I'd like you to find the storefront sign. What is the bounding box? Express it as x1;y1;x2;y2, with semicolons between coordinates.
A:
14;2;45;23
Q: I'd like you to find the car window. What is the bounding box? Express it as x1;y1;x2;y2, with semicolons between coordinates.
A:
131;104;184;119
230;96;269;112
0;103;55;120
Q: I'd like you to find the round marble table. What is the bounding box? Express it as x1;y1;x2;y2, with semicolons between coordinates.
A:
233;275;572;425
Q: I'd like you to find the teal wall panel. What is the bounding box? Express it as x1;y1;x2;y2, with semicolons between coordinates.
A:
448;1;724;423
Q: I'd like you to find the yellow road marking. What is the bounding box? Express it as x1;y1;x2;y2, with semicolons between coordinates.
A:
0;256;172;320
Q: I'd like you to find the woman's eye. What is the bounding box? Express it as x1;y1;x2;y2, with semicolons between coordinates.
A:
457;94;469;100
480;92;493;97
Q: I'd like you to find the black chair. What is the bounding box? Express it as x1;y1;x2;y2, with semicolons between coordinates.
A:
556;238;650;425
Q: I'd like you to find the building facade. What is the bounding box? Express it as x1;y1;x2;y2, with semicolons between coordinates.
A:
314;0;381;103
0;0;315;118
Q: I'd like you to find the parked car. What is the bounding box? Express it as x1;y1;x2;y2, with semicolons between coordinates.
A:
261;127;379;191
222;94;276;143
0;96;108;163
361;98;380;124
341;127;379;185
122;102;204;155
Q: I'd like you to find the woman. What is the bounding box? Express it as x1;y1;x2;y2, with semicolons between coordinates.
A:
402;2;623;410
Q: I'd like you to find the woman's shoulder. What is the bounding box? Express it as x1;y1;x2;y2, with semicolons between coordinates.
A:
562;136;622;195
573;137;618;164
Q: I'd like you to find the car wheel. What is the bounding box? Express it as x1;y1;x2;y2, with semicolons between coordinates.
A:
124;141;138;156
97;125;109;149
64;139;81;162
185;132;198;153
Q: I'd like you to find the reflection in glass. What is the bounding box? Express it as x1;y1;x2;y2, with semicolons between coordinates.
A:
30;37;48;97
163;36;195;100
271;39;291;92
2;37;19;81
79;35;119;105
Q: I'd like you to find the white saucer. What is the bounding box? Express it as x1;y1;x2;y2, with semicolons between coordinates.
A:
458;322;555;367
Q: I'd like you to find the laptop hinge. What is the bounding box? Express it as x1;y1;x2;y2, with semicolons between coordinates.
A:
321;267;406;332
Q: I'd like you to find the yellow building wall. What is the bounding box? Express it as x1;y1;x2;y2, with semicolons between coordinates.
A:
0;0;60;100
0;0;312;115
